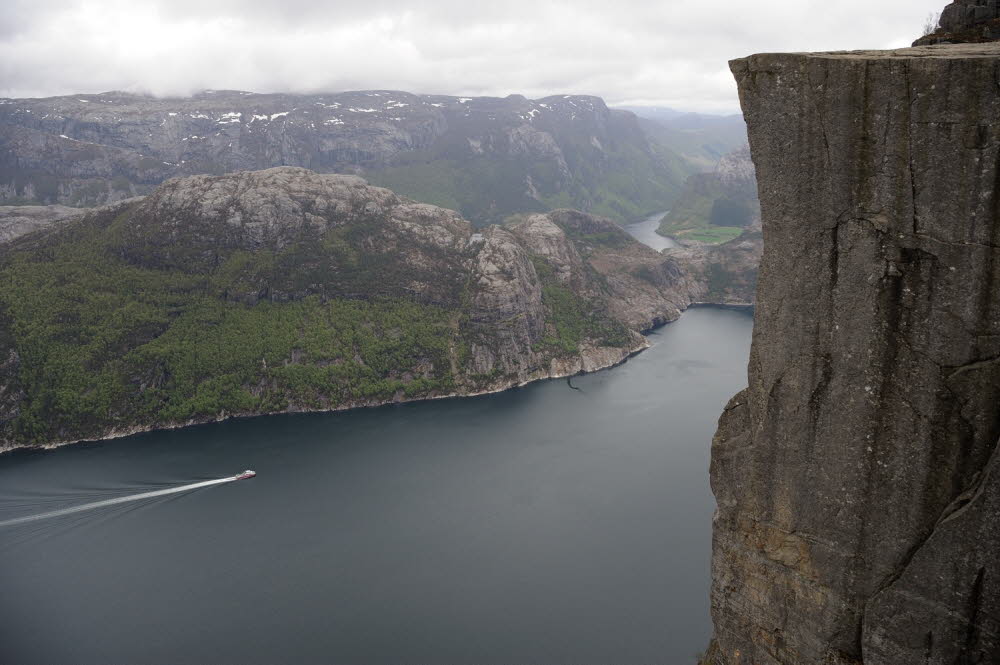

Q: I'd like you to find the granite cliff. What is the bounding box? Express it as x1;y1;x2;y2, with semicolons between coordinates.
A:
0;90;694;226
706;44;1000;664
0;167;694;452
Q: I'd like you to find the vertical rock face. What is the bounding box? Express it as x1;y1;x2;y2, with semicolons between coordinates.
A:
708;44;1000;664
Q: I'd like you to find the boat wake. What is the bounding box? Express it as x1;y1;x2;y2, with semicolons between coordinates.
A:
0;471;255;528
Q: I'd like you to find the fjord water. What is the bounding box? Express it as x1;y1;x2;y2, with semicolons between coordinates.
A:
624;210;677;250
0;307;752;665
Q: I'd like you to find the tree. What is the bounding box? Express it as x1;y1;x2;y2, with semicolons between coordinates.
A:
922;11;941;37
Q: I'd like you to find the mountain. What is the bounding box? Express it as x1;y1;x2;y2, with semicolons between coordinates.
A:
0;167;700;451
0;204;83;243
705;44;1000;664
658;146;759;245
619;106;748;170
913;0;1000;45
0;90;696;227
667;229;761;305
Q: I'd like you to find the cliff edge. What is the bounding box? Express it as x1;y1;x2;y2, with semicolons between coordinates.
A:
707;44;1000;664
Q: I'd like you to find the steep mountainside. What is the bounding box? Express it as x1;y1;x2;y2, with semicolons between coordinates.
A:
658;146;760;245
0;167;697;452
0;204;84;243
0;90;695;226
621;107;748;171
706;44;1000;664
667;229;761;305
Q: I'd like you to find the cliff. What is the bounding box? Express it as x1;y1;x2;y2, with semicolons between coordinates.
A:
0;167;694;452
0;90;694;225
707;44;1000;664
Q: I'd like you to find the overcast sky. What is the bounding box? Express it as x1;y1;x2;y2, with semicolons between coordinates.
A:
0;0;945;113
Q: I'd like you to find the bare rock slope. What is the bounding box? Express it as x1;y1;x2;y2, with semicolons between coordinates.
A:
0;167;694;451
706;44;1000;664
0;204;84;243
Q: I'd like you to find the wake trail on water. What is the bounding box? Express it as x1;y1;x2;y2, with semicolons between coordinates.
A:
0;475;243;528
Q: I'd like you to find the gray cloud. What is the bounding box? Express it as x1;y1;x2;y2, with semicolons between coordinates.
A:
0;0;945;112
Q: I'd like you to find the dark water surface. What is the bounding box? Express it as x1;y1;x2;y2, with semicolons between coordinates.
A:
624;211;677;251
0;307;752;665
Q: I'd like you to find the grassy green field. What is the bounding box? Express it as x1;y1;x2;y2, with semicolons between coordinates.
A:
672;226;745;244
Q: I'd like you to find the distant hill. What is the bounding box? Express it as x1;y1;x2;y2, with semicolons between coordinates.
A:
0;167;703;450
0;90;700;227
658;145;759;245
619;106;748;171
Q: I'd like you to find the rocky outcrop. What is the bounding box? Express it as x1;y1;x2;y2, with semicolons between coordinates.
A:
0;203;84;243
915;1;1000;45
707;44;1000;664
0;167;694;451
0;90;694;225
667;229;761;305
510;209;698;331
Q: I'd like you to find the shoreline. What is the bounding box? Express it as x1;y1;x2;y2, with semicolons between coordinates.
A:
0;302;751;457
0;326;655;458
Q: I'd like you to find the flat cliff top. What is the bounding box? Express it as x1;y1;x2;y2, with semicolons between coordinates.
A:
712;32;1000;665
732;42;1000;64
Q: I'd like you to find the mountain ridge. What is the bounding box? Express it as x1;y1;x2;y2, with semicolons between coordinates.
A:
0;89;696;226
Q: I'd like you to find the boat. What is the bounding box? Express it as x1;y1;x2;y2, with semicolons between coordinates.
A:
236;470;256;480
